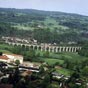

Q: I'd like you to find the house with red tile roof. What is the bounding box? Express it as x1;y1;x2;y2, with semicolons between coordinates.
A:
3;53;23;64
0;55;10;63
0;53;23;64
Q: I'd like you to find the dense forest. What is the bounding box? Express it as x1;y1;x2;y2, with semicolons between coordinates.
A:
0;8;88;43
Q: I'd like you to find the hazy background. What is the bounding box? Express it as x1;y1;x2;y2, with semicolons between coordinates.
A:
0;0;88;16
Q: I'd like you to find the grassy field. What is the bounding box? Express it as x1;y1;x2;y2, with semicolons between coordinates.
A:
49;52;88;62
0;43;12;48
56;68;72;76
36;50;88;62
44;58;64;65
12;17;69;33
13;25;34;30
0;43;13;54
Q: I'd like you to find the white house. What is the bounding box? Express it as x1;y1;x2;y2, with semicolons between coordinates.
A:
3;53;23;64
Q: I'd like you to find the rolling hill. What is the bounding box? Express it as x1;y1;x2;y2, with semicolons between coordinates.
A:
0;8;88;43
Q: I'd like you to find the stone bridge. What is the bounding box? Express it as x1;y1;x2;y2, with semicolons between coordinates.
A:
7;42;81;53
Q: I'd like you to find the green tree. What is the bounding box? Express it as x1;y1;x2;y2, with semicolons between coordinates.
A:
43;51;50;58
78;44;88;57
82;66;88;77
41;74;51;88
15;60;20;66
25;50;36;61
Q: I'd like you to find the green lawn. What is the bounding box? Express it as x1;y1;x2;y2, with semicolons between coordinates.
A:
0;43;12;49
56;68;72;76
44;58;64;65
13;25;34;30
44;17;69;31
60;52;88;62
36;50;88;62
49;52;88;62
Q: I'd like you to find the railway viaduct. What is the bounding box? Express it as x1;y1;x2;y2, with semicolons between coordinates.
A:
7;42;81;53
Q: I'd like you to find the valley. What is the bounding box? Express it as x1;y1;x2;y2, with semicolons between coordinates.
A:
0;8;88;88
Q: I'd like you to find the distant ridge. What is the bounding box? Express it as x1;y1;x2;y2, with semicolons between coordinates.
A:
0;7;87;17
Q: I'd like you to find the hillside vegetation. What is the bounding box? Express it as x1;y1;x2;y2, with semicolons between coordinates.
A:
0;8;88;43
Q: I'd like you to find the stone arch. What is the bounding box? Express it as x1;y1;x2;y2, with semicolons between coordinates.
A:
30;45;33;50
22;44;26;49
51;47;55;52
72;47;75;52
34;46;37;50
70;47;72;52
59;47;62;52
61;47;63;52
40;46;43;51
14;44;17;47
11;43;15;46
46;47;49;51
50;48;52;52
39;46;41;50
75;47;79;52
25;45;30;51
57;47;59;52
53;47;56;52
68;47;70;52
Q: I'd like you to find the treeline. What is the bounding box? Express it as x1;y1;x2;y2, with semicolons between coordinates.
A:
33;28;82;43
0;23;32;38
59;20;88;31
0;8;46;23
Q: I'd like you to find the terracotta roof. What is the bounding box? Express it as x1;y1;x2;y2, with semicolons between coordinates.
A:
0;55;9;60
